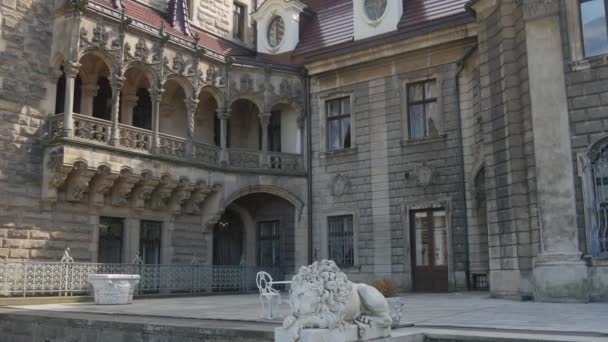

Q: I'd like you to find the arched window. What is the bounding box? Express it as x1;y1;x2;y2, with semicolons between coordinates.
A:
93;77;112;120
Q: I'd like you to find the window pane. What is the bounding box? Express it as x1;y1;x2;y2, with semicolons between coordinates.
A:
414;212;430;266
140;221;161;265
409;104;426;139
328;119;342;150
408;84;424;102
341;117;351;149
581;0;608;57
341;97;351;115
425;80;437;99
328;215;354;267
98;217;124;264
426;102;439;136
328;99;340;117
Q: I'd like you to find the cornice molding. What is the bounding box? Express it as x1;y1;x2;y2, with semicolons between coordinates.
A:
519;0;559;21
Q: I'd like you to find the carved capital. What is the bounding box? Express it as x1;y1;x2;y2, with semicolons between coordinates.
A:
520;0;559;21
185;98;200;113
150;88;164;103
217;111;231;121
110;75;125;92
64;61;81;79
259;112;272;127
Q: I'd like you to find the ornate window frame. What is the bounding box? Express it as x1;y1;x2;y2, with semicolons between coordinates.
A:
400;74;445;144
565;0;608;69
362;0;389;27
577;135;608;258
318;90;356;154
320;209;360;270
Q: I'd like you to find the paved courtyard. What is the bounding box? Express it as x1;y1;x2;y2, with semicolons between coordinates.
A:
3;292;608;339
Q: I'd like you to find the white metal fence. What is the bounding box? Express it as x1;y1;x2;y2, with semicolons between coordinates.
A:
0;261;285;297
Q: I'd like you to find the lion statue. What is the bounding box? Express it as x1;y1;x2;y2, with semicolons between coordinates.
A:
280;260;392;342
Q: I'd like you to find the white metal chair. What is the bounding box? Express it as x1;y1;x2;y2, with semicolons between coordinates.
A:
256;271;281;319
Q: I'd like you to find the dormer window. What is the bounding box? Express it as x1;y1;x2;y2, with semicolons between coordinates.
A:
364;0;387;21
267;16;285;48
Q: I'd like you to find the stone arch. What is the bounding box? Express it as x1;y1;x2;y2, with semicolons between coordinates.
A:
78;47;119;75
228;94;264;113
164;74;195;99
221;185;304;218
198;85;225;111
123;62;159;90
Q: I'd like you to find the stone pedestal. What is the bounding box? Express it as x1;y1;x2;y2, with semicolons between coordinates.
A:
275;324;390;342
533;254;589;303
88;274;140;305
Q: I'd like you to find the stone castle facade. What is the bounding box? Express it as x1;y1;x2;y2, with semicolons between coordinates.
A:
0;0;607;302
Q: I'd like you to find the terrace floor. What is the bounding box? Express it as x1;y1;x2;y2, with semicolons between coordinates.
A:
1;292;607;341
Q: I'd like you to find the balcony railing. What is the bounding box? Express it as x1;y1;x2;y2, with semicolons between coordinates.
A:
0;261;286;297
48;113;305;175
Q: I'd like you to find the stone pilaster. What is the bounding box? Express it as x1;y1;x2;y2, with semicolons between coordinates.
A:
62;61;81;138
522;0;589;302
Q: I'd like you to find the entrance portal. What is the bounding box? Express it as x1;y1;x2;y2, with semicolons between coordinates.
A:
410;209;449;292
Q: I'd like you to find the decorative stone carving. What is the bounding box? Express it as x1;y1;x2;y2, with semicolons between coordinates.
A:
414;164;433;187
184;181;213;215
240;74;254;92
279;79;292;98
45;149;70;203
111;169;140;207
206;65;218;84
172;53;186;74
92;22;108;47
134;38;150;62
88;165;119;207
88;274;140;305
276;260;392;342
149;175;178;210
331;174;350;197
130;171;159;210
519;0;559;20
65;161;96;202
168;177;193;215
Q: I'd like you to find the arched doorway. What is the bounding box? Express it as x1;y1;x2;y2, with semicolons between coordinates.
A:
212;209;244;266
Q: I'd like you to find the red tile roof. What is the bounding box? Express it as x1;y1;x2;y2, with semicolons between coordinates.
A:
91;0;253;56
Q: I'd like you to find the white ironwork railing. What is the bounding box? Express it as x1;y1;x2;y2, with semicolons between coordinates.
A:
0;260;285;298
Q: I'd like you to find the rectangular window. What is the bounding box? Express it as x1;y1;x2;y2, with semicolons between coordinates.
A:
327;215;354;267
98;217;124;264
580;0;608;57
407;80;438;140
140;221;162;265
326;97;351;151
233;3;246;40
257;221;281;267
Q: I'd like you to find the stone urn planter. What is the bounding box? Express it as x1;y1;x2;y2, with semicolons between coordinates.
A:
387;297;405;327
88;274;140;305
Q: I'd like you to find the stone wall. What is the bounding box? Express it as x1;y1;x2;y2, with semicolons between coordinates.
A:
309;43;472;290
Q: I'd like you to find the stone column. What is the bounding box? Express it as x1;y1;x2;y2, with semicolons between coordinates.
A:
81;81;98;116
522;0;589;302
63;61;80;138
218;111;230;163
151;88;164;152
259;112;271;166
120;94;138;125
185;98;199;156
110;76;125;146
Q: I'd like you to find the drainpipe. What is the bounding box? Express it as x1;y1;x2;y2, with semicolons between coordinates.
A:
455;44;478;291
304;68;313;265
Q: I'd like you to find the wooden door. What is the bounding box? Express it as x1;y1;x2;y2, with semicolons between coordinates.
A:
410;209;449;292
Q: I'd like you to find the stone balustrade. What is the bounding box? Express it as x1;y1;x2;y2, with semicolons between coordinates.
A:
47;113;305;175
